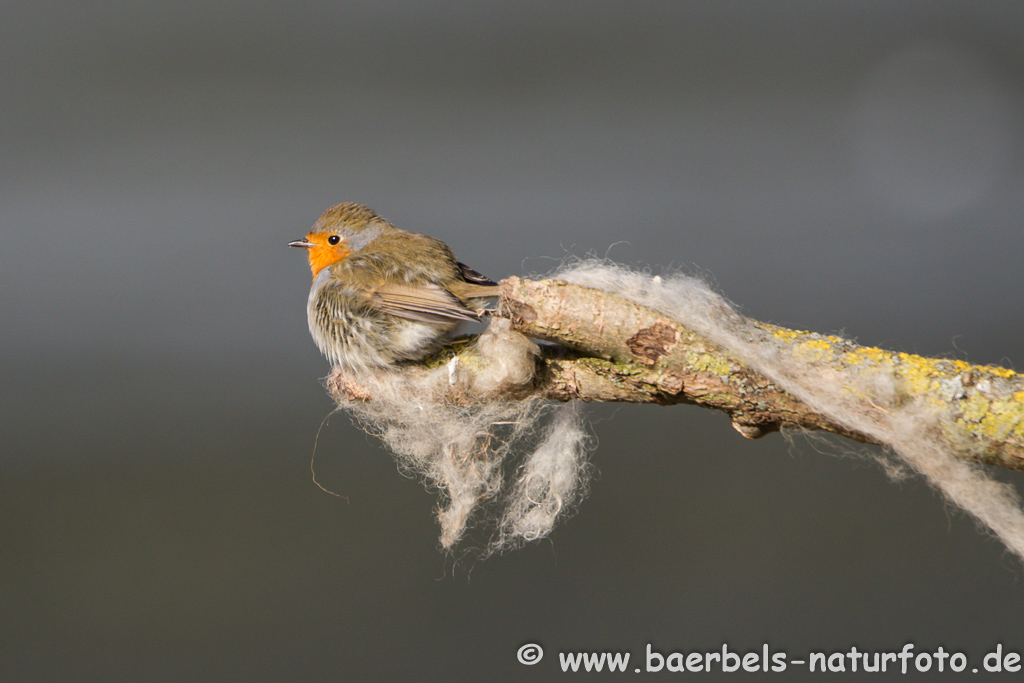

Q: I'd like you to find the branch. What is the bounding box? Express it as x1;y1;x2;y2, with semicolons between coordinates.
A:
329;276;1024;472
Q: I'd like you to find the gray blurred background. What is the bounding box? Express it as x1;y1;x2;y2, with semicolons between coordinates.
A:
3;1;1024;680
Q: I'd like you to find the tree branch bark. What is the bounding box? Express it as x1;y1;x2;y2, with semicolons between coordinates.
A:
329;276;1024;472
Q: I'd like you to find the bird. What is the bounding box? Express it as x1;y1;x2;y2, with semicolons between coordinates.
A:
289;202;500;372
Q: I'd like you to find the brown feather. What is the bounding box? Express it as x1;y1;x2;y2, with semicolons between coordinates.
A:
457;262;498;286
447;281;500;301
370;283;482;323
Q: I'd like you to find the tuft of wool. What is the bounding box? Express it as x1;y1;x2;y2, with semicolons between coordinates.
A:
491;403;593;554
560;260;1024;562
333;318;591;551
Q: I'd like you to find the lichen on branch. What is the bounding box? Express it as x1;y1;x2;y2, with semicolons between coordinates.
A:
328;261;1024;562
497;275;1024;472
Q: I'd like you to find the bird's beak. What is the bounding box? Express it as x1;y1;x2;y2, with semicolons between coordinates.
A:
288;238;314;249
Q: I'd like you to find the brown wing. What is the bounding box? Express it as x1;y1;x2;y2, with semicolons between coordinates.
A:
457;262;498;287
370;283;482;324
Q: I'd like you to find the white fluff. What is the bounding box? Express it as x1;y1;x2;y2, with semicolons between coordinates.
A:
492;404;593;552
560;260;1024;563
333;318;591;552
330;257;1024;562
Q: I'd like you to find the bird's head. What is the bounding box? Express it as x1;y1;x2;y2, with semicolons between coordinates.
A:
289;202;387;277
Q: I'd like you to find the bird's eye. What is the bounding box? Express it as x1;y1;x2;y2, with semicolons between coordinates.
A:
327;235;341;245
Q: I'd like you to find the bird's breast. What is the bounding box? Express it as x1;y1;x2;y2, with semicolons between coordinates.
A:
305;269;455;371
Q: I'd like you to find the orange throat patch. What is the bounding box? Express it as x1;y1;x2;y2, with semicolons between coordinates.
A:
307;241;352;278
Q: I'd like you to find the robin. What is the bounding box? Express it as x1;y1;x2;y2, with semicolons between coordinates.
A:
289;202;499;371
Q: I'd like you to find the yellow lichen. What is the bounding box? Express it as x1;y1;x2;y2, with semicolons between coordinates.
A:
978;400;1024;440
983;365;1018;379
773;329;801;342
801;339;831;351
960;393;990;423
851;347;889;365
690;353;733;376
792;338;834;362
897;354;944;395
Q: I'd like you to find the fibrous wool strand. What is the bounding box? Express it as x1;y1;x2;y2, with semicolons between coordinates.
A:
333;318;591;551
560;260;1024;562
